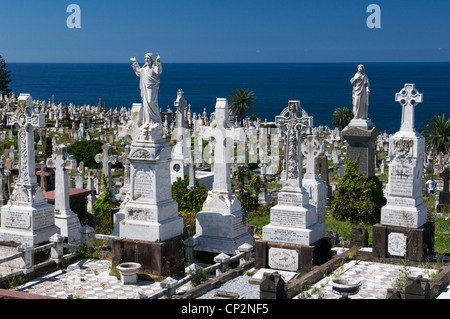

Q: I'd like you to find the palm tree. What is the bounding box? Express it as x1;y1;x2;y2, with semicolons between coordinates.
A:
331;107;353;130
229;88;255;126
420;114;450;171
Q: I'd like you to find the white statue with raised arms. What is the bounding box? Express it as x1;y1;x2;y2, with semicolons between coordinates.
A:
130;53;162;127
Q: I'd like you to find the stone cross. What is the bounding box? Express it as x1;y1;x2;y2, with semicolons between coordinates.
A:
0;155;10;204
440;168;450;192
202;98;244;193
95;143;118;192
7;94;45;185
275;100;311;188
119;145;131;187
36;164;51;192
47;145;77;215
301;134;324;180
395;83;423;132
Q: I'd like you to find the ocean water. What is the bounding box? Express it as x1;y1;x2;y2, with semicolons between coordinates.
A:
7;62;450;134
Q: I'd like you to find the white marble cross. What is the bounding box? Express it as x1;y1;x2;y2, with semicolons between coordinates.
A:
47;145;77;214
7;94;45;185
95;143;118;192
301;134;324;180
395;83;423;132
275;100;311;188
202;98;244;193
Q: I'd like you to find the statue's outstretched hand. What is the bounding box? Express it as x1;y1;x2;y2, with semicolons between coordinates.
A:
130;57;136;62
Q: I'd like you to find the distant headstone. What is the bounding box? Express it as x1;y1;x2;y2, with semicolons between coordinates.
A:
47;145;81;243
94;144;118;193
437;168;450;213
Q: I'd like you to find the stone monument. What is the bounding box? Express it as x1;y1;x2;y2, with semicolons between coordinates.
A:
373;84;434;262
255;101;330;273
342;64;380;177
112;53;185;276
46;145;81;244
170;89;189;184
185;98;253;259
437;168;450;214
301;134;327;229
0;94;59;246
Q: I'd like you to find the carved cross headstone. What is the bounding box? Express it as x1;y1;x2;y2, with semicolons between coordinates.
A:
36;164;51;192
47;145;77;214
7;94;45;185
119;145;131;187
0;155;10;203
202;98;244;194
395;83;423;132
275;100;311;188
301;134;324;180
95;143;118;192
440;168;450;192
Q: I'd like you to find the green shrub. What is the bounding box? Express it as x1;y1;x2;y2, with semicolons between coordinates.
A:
330;160;386;225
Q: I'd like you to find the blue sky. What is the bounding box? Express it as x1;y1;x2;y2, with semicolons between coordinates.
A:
1;0;449;63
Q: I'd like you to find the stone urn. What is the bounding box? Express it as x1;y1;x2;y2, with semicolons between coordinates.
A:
331;278;362;299
116;262;142;284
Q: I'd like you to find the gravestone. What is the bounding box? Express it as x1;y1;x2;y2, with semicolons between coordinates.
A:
170;89;189;183
0;94;59;246
185;98;253;258
47;145;81;243
0;155;10;205
115;68;185;275
94;143;118;193
373;84;434;262
301;134;326;227
36;164;51;193
437;168;450;213
256;101;330;273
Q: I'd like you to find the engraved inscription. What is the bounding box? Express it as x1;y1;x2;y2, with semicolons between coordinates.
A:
388;232;407;257
278;193;303;206
133;170;153;200
270;209;306;228
269;247;299;271
263;227;310;245
33;206;55;230
4;210;31;230
389;165;414;196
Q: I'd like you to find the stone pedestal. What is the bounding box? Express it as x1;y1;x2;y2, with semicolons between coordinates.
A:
342;123;379;178
372;223;434;262
112;234;186;276
0;201;59;246
194;199;253;255
119;126;184;243
254;238;331;274
437;191;450;214
262;187;325;246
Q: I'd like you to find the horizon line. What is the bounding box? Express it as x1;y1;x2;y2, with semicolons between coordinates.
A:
7;60;450;64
